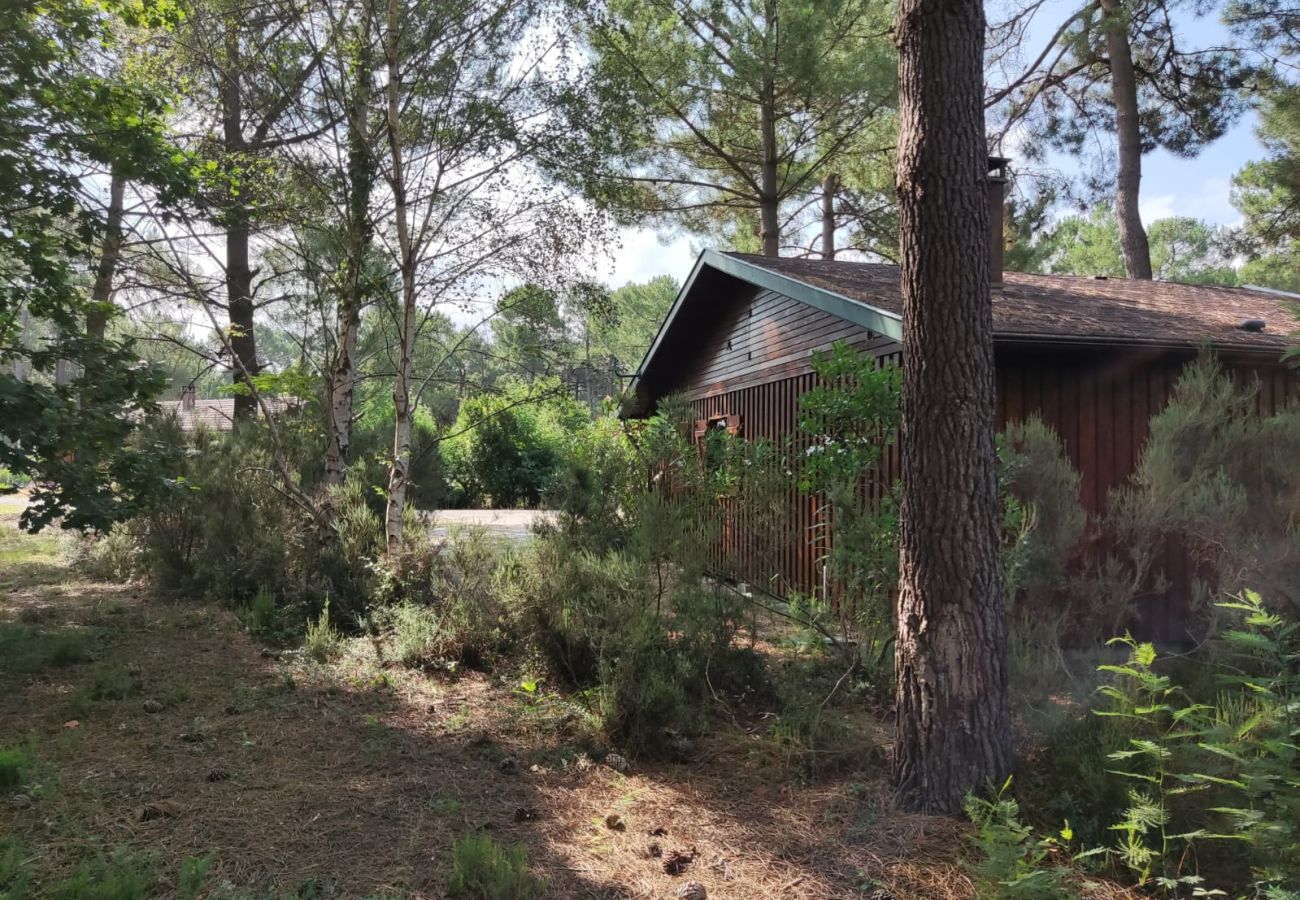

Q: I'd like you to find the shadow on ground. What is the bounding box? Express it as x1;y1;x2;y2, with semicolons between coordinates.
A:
0;514;972;900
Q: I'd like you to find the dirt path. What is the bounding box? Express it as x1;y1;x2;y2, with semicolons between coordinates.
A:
0;509;973;900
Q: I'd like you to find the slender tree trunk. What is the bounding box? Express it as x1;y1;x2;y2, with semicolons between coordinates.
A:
384;0;416;549
821;173;837;260
324;4;377;490
758;0;780;257
1099;0;1152;279
223;31;260;420
88;172;126;340
892;0;1013;814
759;87;779;257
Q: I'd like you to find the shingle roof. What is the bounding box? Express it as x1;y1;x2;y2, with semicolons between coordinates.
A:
725;252;1300;353
155;397;297;432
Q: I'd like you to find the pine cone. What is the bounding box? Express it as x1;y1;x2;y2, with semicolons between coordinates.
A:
662;845;696;876
675;881;706;900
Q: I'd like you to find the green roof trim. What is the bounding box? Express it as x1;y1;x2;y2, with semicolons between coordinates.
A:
631;249;903;387
706;251;904;342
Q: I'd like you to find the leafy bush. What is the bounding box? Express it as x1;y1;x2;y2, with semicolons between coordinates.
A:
1010;591;1300;896
445;834;546;900
442;380;588;508
49;850;154;900
372;528;509;669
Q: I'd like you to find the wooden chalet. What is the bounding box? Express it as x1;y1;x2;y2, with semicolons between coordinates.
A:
626;192;1300;640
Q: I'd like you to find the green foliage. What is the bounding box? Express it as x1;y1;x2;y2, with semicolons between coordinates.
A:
566;0;897;253
121;417;379;622
797;343;901;650
373;528;509;669
0;836;30;900
1012;593;1300;895
49;851;154;900
303;599;344;663
177;854;214;900
445;834;546;900
0;742;34;793
585;276;679;374
0;0;192;533
999;417;1086;613
442;381;589;508
246;589;281;642
965;780;1073;899
1101;356;1300;626
1015;207;1238;284
0;625;92;674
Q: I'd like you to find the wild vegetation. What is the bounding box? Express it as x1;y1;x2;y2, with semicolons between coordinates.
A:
3;0;1299;892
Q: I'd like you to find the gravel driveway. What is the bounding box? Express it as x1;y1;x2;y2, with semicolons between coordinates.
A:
426;508;555;542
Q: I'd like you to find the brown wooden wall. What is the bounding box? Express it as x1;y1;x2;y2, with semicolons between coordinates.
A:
662;287;1300;634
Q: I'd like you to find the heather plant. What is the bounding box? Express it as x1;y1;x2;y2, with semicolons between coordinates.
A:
1100;356;1300;631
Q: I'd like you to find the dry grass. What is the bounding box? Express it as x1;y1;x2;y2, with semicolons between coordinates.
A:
0;506;1126;899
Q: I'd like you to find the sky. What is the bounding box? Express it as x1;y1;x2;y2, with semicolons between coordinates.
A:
594;1;1272;293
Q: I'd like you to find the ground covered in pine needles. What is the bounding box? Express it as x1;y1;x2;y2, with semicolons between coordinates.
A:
0;498;1131;899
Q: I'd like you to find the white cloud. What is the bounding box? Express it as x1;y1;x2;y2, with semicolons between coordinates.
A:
601;227;698;288
1139;193;1177;224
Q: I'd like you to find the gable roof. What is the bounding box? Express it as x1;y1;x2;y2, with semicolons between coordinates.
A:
634;250;1300;400
726;252;1300;352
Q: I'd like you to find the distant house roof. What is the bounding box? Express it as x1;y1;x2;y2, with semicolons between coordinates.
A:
634;250;1300;392
155;396;298;432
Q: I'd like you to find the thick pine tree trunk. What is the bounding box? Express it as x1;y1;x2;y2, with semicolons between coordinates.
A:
383;0;415;549
223;31;260;421
1100;0;1152;280
892;0;1013;814
324;6;376;490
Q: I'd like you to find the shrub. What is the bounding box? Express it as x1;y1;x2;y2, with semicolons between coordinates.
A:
965;781;1072;899
373;527;509;669
998;416;1086;613
1101;356;1300;629
442;380;589;508
445;834;546;900
1011;591;1300;896
0;742;33;792
303;600;344;663
0;836;30;900
125;416;379;623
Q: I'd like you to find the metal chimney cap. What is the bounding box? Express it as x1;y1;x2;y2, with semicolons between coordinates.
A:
1239;318;1267;333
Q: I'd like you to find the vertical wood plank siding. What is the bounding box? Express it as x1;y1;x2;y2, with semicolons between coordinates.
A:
668;287;1299;629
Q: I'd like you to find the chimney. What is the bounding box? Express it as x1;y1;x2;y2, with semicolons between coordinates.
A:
988;156;1010;285
180;384;196;411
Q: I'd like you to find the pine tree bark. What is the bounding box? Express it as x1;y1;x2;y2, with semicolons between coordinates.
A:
821;173;837;260
383;0;416;549
892;0;1013;814
222;30;260;420
1099;0;1152;279
324;3;377;490
758;0;780;257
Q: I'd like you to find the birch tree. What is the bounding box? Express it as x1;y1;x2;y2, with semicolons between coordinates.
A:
376;0;602;547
